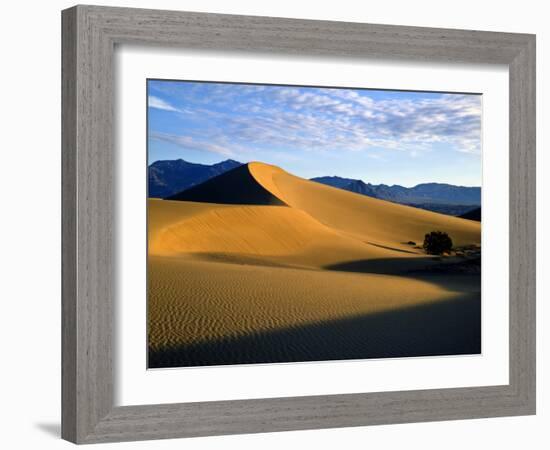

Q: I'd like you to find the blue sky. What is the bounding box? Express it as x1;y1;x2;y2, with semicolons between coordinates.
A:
148;80;482;187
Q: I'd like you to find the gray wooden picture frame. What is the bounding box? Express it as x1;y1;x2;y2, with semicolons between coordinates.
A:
61;5;536;444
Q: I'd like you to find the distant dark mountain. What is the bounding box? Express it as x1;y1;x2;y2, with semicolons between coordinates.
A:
459;207;481;221
311;176;481;213
148;159;242;198
312;176;358;190
343;179;379;197
406;183;481;205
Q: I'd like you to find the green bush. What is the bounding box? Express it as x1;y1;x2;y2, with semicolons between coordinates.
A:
423;231;453;255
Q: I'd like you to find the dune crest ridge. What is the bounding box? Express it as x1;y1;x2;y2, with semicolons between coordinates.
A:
249;161;480;248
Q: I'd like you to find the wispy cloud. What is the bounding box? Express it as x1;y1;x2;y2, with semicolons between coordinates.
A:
148;81;482;162
150;131;234;157
148;96;181;112
266;88;481;154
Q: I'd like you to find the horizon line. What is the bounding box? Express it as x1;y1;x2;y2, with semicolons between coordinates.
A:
148;157;482;189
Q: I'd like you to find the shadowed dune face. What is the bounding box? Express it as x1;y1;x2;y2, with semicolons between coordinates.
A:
166;164;286;206
148;161;482;368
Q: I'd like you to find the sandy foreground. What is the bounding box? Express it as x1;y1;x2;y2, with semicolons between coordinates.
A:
148;162;481;368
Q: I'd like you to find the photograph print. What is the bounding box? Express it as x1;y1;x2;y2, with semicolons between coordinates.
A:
147;79;482;369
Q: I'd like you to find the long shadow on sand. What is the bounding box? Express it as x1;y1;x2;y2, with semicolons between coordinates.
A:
325;256;481;279
149;293;481;369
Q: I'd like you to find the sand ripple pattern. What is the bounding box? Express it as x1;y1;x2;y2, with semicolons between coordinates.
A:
147;256;480;366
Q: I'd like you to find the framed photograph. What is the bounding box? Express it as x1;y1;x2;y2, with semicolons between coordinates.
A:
62;5;536;444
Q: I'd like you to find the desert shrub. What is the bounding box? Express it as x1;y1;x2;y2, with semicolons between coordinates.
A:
423;231;453;255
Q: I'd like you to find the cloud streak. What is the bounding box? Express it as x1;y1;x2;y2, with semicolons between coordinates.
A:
148;96;181;112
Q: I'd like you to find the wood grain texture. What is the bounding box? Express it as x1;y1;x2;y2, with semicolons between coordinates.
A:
61;7;77;443
61;4;536;444
508;36;536;408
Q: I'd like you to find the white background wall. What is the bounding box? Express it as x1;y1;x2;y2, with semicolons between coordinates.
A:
0;0;546;448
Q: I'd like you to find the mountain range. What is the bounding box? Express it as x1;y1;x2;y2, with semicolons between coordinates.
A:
149;158;242;199
148;159;481;216
311;176;480;205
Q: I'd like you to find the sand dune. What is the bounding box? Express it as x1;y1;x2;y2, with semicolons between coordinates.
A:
148;162;481;367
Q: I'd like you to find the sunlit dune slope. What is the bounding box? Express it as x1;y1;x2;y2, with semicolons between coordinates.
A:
248;162;480;247
149;199;396;268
